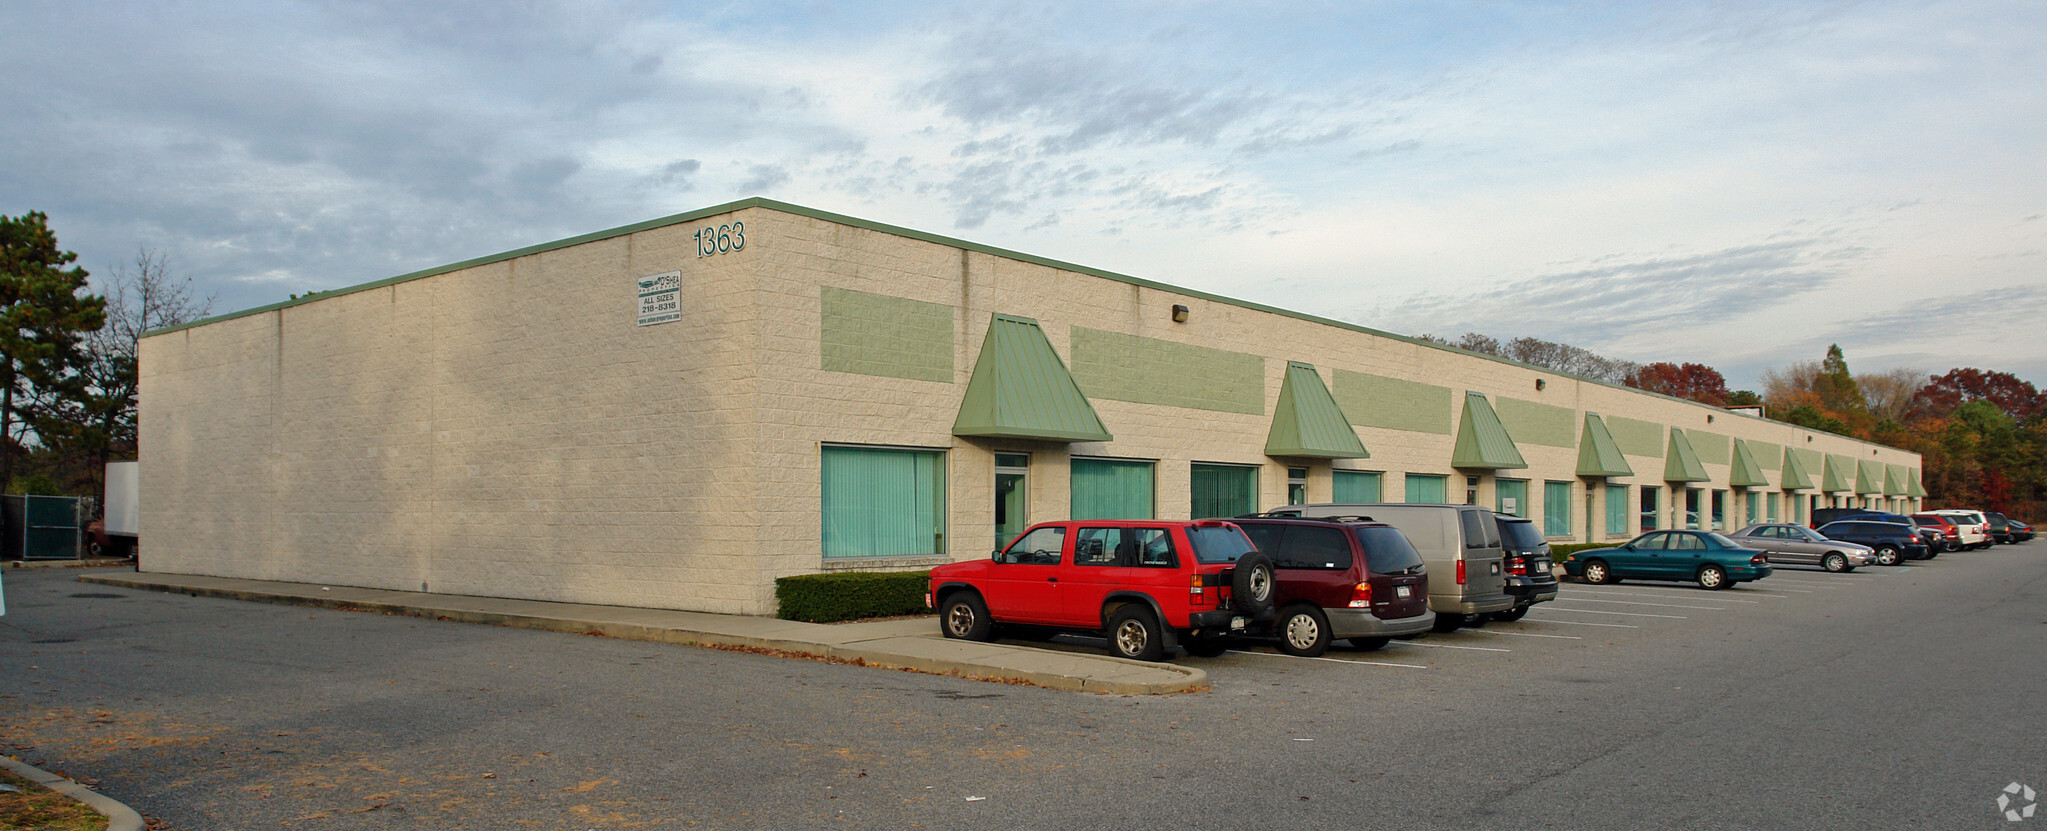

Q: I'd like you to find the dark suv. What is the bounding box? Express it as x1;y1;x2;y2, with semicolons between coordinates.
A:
1815;519;1931;563
1493;517;1559;622
927;520;1276;661
1231;517;1434;657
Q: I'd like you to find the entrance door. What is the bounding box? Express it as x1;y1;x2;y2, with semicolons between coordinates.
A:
994;454;1029;550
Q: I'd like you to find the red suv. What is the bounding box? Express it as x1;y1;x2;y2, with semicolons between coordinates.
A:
927;520;1275;661
1910;515;1962;552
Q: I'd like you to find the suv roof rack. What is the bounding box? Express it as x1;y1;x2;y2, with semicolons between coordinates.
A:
1237;512;1378;524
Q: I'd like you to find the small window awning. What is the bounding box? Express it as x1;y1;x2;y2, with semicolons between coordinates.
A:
1781;448;1814;490
1856;459;1883;495
1883;463;1908;496
1907;468;1927;498
1821;454;1854;493
1729;439;1770;488
1664;428;1709;483
952;314;1113;443
1451;392;1527;470
1577;413;1635;478
1265;362;1369;459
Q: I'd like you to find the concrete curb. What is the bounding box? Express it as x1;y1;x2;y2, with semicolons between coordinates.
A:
79;573;1208;695
0;754;146;831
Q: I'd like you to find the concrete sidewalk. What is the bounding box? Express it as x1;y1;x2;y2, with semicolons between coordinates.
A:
77;572;1207;695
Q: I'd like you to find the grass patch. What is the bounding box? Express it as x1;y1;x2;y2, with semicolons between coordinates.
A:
0;766;108;831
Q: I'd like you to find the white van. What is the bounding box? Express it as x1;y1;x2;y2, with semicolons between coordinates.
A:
1261;503;1514;631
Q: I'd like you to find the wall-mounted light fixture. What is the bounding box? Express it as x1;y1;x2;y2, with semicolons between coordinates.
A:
1535;378;1546;391
1171;304;1189;323
1806;435;1814;442
1707;414;1715;423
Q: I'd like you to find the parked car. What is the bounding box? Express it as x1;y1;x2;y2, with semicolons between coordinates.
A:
1846;512;1947;551
1814;520;1931;563
1493;517;1560;621
1910;515;1965;552
927;519;1276;661
1261;503;1514;631
1726;523;1875;572
2005;520;2036;542
1984;512;2018;544
1559;530;1773;589
1811;507;1876;528
1925;509;1993;550
1231;516;1434;656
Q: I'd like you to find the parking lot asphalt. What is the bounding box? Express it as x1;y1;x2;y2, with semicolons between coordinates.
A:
74;569;1207;695
6;542;2045;829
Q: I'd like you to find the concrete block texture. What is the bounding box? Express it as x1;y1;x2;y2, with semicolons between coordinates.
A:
140;201;1923;615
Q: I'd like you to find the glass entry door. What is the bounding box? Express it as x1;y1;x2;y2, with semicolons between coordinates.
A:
995;453;1029;550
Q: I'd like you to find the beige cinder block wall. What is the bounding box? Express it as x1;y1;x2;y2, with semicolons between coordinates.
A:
140;199;1923;615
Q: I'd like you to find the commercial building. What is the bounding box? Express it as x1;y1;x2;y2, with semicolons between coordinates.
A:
139;198;1924;614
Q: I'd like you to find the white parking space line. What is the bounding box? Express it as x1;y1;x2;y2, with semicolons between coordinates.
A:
1561;588;1761;604
1386;641;1510;652
1519;618;1639;628
1563;583;1789;599
1469;629;1582;640
1553;597;1727;611
1224;650;1428;669
1536;608;1687;619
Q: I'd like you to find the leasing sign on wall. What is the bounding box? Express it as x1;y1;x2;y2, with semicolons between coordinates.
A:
636;271;682;326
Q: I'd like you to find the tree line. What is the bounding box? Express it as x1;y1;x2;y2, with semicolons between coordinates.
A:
1422;331;2044;519
1;211;211;501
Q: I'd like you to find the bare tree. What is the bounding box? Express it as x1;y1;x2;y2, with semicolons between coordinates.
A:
1856;367;1926;424
64;249;214;495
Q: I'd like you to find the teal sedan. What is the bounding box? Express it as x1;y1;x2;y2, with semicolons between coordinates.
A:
1561;530;1773;590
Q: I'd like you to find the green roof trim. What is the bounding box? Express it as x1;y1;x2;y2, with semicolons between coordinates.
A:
1781;448;1815;490
1663;428;1709;483
1577;413;1635;478
1729;439;1770;488
1266;362;1369;459
1883;463;1908;496
952;314;1112;443
1856;459;1883;495
1821;454;1854;493
1907;468;1927;498
1451;392;1528;470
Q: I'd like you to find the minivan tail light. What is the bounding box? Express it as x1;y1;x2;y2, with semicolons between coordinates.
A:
1456;560;1467;585
1348;582;1372;608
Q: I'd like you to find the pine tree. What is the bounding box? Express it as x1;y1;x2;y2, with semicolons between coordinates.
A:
0;212;107;491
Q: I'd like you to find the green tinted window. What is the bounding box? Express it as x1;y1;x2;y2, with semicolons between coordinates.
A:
1191;463;1258;519
1606;485;1629;535
1544;481;1572;536
1334;470;1382;503
821;446;946;558
1071;458;1155;520
1403;474;1448;503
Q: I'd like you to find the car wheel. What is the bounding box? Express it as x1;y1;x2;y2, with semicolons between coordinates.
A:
88;541;104;557
1872;545;1901;566
940;593;993;641
1182;634;1230;658
1491;606;1529;623
1697;564;1728;590
1821;552;1848;573
1582;559;1616;585
1232;551;1276;617
1276;605;1333;657
1944;540;1960;552
1107;605;1167;662
1431;612;1466;633
1348;637;1392;651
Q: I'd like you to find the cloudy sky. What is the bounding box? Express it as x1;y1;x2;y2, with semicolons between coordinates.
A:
4;0;2042;389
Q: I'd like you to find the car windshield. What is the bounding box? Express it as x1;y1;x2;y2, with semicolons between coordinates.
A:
1497;521;1545;550
1354;526;1426;574
1186;526;1257;564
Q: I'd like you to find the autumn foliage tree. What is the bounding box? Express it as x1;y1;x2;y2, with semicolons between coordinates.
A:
1624;362;1731;406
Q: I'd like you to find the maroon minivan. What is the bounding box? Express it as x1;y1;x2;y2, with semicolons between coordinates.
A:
1232;516;1435;657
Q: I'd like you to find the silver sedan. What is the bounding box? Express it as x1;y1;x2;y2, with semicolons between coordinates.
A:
1727;523;1877;571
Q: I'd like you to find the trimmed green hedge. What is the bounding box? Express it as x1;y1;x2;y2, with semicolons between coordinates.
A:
1549;542;1615;563
775;570;934;622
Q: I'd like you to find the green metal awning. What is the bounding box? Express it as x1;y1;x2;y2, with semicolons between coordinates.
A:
1821;454;1853;493
1781;448;1814;490
1265;362;1369;459
1907;468;1927;498
1729;439;1769;488
1883;464;1908;496
1856;459;1883;495
1664;428;1709;483
1451;391;1527;470
952;313;1113;442
1577;413;1635;478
